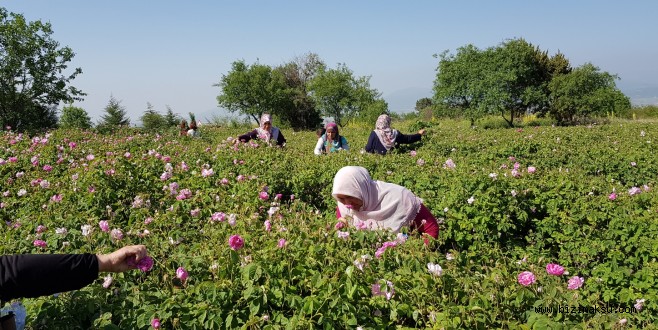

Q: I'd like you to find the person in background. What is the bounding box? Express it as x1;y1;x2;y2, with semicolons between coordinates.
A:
187;120;200;138
237;113;286;147
332;166;439;242
314;122;349;155
365;114;426;155
179;120;189;136
0;245;149;302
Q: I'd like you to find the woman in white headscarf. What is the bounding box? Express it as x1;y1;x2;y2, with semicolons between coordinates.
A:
365;114;426;155
332;166;439;241
237;113;286;147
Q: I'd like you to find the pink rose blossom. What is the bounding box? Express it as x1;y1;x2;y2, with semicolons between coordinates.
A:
334;222;345;230
176;267;189;282
517;271;536;286
608;192;617;200
211;212;226;222
228;234;244;250
127;256;154;272
259;191;269;200
110;229;124;240
33;240;47;248
567;276;584;290
277;238;287;248
628;187;642;196
151;318;161;329
99;220;110;232
546;263;565;276
634;298;645;311
527;166;536;174
264;220;272;232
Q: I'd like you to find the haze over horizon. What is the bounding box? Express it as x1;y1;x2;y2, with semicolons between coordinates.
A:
3;1;657;124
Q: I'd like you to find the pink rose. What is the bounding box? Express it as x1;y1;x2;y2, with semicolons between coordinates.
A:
228;234;244;250
546;263;565;276
517;271;536;286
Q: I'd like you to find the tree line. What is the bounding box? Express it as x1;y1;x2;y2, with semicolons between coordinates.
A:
1;7;632;132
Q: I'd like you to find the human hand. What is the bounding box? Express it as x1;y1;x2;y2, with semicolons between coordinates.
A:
418;129;427;136
97;245;148;273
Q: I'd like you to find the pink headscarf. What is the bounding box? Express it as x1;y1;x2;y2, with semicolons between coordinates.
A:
325;122;339;141
374;114;398;150
332;166;421;233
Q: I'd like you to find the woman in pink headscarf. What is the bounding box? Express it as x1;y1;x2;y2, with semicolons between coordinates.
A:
365;114;426;155
332;166;439;242
237;113;286;147
314;122;350;155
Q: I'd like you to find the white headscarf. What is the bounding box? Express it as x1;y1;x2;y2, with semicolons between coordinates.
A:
256;113;279;144
332;166;421;233
374;114;398;151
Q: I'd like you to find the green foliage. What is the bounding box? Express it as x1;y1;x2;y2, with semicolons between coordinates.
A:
628;105;658;120
2;120;657;328
59;104;92;130
308;63;385;127
434;38;558;127
0;8;84;132
215;60;290;125
163;106;181;127
274;53;324;131
140;103;168;131
97;96;130;133
415;97;433;121
548;63;631;124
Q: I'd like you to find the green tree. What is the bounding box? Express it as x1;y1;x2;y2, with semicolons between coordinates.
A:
308;64;384;127
415;97;433;120
97;96;129;132
140;102;167;130
163;105;180;127
0;8;84;131
433;38;561;126
275;52;324;130
59;104;92;129
548;63;630;124
215;60;289;125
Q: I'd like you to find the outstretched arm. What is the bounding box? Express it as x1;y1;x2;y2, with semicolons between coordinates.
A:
1;245;147;300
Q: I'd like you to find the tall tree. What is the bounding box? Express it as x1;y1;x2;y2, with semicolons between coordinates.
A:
434;38;564;126
140;102;166;130
548;63;630;124
163;105;180;127
0;8;84;131
59;104;92;129
307;64;383;127
275;52;324;130
215;60;289;125
97;96;129;132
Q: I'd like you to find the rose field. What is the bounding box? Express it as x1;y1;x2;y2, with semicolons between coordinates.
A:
1;120;657;329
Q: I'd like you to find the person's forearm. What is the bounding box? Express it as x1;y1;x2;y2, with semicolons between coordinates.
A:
0;254;98;300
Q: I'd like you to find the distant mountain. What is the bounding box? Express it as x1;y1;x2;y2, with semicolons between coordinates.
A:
619;85;658;106
383;87;433;114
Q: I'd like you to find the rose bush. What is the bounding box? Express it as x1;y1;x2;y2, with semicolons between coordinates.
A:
0;122;656;328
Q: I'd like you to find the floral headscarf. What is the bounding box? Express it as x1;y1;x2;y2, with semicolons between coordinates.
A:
374;114;398;150
256;113;273;142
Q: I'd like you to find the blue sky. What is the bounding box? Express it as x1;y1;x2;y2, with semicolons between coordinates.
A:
3;0;657;123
